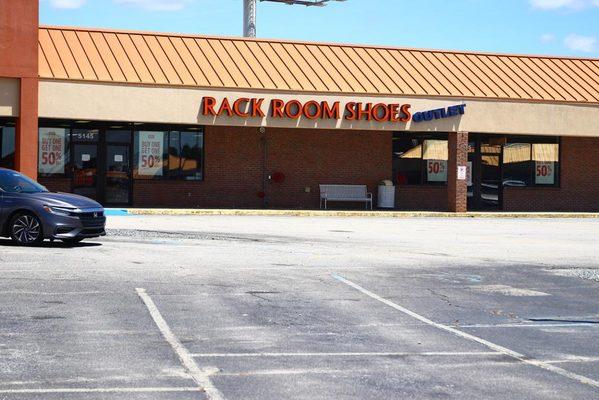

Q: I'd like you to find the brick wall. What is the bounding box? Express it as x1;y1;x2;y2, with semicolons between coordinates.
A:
396;186;448;211
133;127;392;209
447;132;468;212
37;131;598;212
503;137;599;212
264;128;391;208
134;125;264;208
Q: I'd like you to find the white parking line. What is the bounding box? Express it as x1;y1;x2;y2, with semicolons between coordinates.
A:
544;356;599;364
191;351;498;358
332;274;599;389
136;288;225;400
0;387;201;394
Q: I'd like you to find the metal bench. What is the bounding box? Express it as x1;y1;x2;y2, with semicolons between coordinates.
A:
319;184;373;210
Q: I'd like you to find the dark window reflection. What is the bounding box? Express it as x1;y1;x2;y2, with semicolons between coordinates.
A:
0;123;15;169
393;134;448;185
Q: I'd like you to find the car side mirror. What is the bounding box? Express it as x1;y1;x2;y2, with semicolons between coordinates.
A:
13;185;23;193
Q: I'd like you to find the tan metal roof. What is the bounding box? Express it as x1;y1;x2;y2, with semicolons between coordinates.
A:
39;26;599;104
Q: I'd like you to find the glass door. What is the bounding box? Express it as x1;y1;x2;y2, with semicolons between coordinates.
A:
72;129;100;200
104;144;131;205
468;135;503;211
72;143;99;200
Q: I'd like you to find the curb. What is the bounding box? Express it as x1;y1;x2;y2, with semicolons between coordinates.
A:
106;208;599;219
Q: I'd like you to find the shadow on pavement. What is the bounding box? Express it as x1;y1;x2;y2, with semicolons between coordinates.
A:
0;238;102;248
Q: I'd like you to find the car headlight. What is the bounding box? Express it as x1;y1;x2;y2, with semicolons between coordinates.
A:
43;206;76;217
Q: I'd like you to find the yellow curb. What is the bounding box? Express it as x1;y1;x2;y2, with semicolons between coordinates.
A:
123;209;599;218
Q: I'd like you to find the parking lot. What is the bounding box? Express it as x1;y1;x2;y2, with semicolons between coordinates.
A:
1;215;598;399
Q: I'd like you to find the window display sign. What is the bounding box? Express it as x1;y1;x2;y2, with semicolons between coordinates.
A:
457;165;467;180
138;131;164;176
535;161;555;184
38;128;66;174
427;160;447;182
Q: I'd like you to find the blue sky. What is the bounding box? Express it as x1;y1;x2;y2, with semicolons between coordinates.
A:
40;0;599;57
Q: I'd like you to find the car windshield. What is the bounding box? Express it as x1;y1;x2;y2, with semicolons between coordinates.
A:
0;170;49;194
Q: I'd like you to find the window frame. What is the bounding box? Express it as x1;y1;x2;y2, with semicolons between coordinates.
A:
132;123;204;182
393;132;449;186
37;119;205;182
502;135;560;188
0;118;16;170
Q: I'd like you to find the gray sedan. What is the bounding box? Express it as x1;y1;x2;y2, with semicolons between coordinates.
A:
0;168;106;246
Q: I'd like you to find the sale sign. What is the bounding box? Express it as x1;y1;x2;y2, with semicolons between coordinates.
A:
535;161;555;184
138;131;164;176
427;160;447;182
38;128;66;174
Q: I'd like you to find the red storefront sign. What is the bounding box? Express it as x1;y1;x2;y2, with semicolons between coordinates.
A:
201;97;412;123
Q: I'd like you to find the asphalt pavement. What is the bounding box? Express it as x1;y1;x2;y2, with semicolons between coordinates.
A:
0;215;598;399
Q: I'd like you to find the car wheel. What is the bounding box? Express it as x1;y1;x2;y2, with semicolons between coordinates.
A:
61;238;84;245
10;213;44;246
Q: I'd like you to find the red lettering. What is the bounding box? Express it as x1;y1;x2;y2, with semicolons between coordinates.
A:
389;104;400;122
271;99;285;118
217;98;234;117
252;98;265;117
233;98;250;117
285;100;302;119
371;103;390;122
202;97;217;116
322;101;340;119
399;104;412;123
303;100;322;120
344;102;357;120
356;102;374;121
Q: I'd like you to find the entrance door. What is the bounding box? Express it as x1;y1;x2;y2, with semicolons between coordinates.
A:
104;144;131;205
73;143;99;200
468;135;503;210
71;128;132;206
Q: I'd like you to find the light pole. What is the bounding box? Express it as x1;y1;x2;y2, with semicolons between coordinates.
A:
243;0;346;38
243;0;257;38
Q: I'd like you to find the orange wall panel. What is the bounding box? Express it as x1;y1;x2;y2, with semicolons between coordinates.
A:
0;0;38;78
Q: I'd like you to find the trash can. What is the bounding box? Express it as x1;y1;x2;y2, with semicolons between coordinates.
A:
377;180;395;209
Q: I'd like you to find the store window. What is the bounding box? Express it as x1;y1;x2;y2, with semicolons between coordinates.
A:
393;134;448;185
134;126;203;180
38;127;70;176
502;143;531;186
0;120;16;169
180;131;204;180
502;137;559;187
134;129;169;179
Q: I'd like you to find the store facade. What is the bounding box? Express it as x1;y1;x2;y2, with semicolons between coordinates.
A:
2;0;599;211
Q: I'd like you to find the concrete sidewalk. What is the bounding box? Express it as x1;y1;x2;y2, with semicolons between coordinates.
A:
104;208;599;218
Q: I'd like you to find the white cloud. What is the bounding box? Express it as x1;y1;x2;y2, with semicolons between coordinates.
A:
564;34;597;52
540;33;556;43
113;0;191;11
530;0;599;9
49;0;87;9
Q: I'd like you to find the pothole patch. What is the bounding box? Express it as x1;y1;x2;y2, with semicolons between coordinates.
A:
550;268;599;282
470;285;550;297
